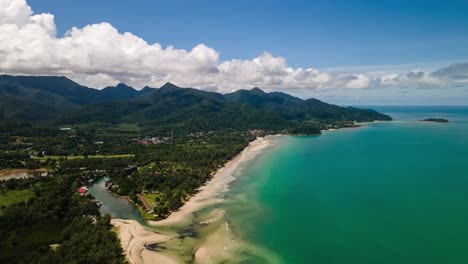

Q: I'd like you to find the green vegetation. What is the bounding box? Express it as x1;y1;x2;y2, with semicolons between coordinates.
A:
288;122;322;135
422;118;449;123
0;120;255;217
48;215;124;264
0;173;125;263
0;121;257;261
1;75;391;131
33;154;135;162
0;189;35;215
105;131;254;218
0;75;143;121
59;82;391;132
0;74;392;262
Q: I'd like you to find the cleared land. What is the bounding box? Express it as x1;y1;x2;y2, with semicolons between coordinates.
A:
0;189;35;214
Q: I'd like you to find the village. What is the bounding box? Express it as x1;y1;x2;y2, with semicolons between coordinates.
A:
77;169;108;208
74;163;168;219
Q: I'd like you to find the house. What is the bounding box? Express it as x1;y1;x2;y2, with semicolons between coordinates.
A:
79;186;88;195
137;194;152;213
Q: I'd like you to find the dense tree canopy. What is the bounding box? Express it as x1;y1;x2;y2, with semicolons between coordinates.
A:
0;173;125;264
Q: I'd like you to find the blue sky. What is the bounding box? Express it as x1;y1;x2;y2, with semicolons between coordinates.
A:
29;0;468;69
2;0;468;104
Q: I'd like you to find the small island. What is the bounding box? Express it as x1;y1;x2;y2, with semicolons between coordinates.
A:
422;118;449;123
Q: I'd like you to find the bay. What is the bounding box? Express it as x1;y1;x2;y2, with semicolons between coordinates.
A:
226;106;468;263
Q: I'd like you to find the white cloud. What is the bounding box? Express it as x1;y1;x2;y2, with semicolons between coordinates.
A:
0;0;467;93
0;0;32;25
0;0;221;89
346;74;370;89
216;53;332;92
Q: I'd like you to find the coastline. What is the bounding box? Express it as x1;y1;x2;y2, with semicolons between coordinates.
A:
151;135;280;226
111;219;180;264
112;135;280;264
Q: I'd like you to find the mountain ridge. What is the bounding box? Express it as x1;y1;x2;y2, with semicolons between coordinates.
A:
0;75;392;133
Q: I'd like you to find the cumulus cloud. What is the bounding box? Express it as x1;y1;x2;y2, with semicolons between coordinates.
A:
346;74;370;89
0;0;467;93
215;53;332;92
0;0;221;89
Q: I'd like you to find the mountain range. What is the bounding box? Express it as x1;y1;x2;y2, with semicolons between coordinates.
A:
0;75;391;133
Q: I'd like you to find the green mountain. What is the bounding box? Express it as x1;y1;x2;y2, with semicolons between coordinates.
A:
99;83;140;101
0;75;87;120
0;75;143;121
225;88;387;122
0;75;391;133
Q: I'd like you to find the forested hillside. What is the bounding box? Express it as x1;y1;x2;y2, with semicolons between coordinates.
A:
0;75;391;132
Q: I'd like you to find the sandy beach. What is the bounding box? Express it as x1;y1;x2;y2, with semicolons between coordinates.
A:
111;219;180;264
151;135;278;227
112;135;279;264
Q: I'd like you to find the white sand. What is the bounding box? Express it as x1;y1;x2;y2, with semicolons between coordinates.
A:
112;135;279;264
112;219;180;264
150;135;278;227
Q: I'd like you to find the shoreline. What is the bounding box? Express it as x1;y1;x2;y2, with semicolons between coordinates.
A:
111;219;180;264
150;135;280;226
112;135;280;264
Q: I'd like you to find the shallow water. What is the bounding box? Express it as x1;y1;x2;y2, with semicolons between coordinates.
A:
225;106;468;263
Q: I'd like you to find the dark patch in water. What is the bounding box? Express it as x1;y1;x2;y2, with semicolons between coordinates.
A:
178;229;198;238
145;243;166;251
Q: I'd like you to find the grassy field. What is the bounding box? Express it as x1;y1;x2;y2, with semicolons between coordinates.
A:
0;189;35;214
33;154;135;161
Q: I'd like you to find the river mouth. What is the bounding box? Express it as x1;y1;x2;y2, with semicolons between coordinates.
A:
87;178;243;262
86;136;281;263
88;177;148;225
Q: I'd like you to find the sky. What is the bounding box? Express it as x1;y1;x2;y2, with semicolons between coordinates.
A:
1;0;468;105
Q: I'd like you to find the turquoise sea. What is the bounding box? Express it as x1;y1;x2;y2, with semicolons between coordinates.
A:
225;106;468;263
90;106;468;263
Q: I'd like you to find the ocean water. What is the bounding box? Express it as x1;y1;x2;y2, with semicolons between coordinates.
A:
225;106;468;263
